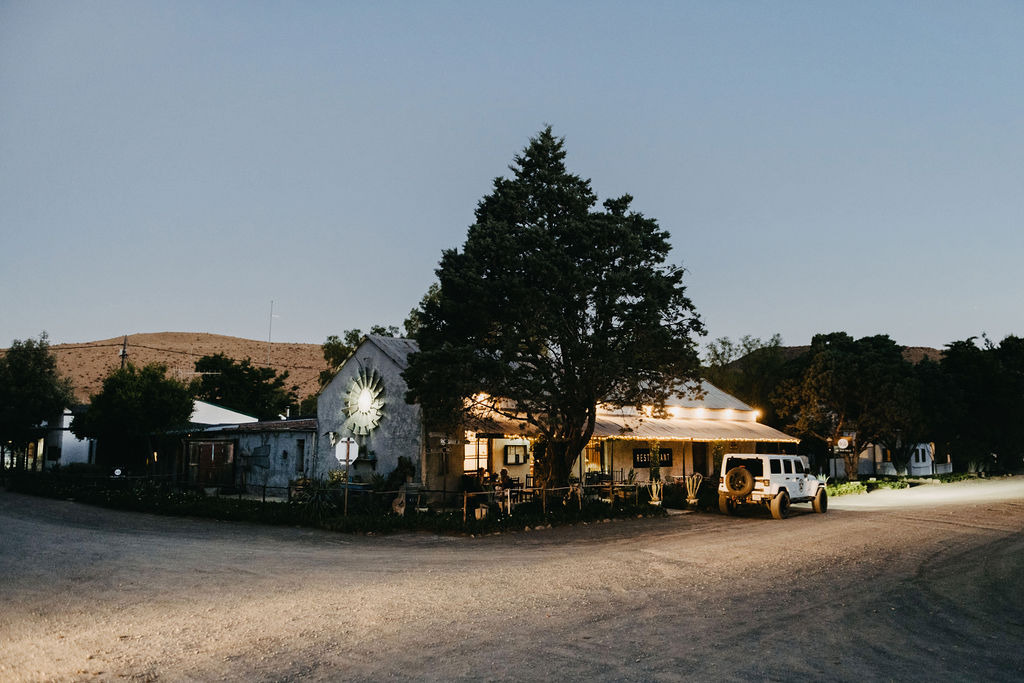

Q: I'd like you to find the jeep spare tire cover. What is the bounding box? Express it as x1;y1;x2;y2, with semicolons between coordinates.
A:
724;467;755;496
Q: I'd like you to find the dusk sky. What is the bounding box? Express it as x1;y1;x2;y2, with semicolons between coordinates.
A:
2;1;1022;352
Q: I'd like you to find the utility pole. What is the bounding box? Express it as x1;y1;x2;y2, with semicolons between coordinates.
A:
119;335;128;369
267;300;274;367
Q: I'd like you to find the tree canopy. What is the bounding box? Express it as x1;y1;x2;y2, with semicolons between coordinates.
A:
71;362;193;469
935;335;1024;472
771;333;938;478
192;353;297;420
0;333;74;467
404;127;705;484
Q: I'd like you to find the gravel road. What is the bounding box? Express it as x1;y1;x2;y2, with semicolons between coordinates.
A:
1;477;1022;682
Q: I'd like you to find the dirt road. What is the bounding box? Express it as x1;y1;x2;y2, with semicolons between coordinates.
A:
2;478;1022;681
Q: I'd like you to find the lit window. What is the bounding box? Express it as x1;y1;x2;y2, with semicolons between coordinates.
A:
464;436;489;473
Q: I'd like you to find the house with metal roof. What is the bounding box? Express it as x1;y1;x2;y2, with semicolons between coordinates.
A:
314;335;798;492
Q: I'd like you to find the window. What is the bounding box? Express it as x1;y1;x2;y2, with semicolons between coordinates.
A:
725;456;763;476
783;460;793;474
504;444;527;466
793;459;805;474
295;439;306;473
583;441;602;471
464;435;489;473
770;458;782;474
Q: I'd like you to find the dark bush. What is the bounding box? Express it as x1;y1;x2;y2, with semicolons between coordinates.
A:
10;474;667;535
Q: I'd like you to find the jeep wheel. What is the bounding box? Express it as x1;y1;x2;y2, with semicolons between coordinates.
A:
718;493;735;516
813;487;828;514
770;490;791;520
724;467;754;496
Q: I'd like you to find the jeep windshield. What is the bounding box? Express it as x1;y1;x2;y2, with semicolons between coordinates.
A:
723;457;764;477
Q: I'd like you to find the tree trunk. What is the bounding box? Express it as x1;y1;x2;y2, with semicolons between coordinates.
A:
532;439;586;487
841;451;859;481
549;441;574;487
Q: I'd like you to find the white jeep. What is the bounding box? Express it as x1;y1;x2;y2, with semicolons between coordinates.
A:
718;454;828;519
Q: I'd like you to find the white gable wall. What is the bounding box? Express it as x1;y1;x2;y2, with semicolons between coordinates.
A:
315;339;424;483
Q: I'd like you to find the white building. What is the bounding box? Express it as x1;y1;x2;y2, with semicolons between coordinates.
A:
315;335;799;495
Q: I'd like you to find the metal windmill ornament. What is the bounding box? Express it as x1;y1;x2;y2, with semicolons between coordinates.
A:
343;366;386;435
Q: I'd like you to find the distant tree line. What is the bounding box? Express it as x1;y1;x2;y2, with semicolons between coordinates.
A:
704;332;1024;478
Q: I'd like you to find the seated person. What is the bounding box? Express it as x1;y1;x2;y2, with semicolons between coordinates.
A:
498;468;516;489
476;467;498;488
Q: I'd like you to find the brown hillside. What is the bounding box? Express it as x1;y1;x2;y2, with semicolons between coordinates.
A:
726;344;943;369
47;333;325;403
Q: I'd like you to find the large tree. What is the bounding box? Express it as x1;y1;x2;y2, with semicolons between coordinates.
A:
71;363;193;471
773;332;930;479
938;335;1024;472
404;128;705;485
0;333;74;470
851;336;927;475
773;333;865;479
192;353;297;420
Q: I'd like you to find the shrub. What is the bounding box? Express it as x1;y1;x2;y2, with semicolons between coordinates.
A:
827;481;867;497
11;473;671;535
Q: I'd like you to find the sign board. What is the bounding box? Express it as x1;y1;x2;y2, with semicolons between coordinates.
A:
632;448;673;469
334;437;358;467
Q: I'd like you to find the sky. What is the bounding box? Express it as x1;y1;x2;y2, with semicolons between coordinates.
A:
2;1;1022;352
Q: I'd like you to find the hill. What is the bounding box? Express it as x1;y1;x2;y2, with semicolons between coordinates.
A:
757;345;943;365
46;333;326;403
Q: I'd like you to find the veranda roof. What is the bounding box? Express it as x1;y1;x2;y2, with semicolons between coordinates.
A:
468;411;798;443
591;414;797;442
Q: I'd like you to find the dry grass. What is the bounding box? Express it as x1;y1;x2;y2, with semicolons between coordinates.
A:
46;332;325;402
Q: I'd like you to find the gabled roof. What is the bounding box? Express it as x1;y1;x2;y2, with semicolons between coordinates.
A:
364;335;418;370
663;380;753;411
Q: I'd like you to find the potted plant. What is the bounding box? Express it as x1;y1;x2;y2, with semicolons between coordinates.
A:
648;441;663;505
685;472;703;506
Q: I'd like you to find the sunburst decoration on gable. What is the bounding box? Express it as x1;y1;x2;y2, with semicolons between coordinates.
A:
343;366;386;436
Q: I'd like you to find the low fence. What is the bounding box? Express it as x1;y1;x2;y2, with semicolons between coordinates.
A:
5;469;698;519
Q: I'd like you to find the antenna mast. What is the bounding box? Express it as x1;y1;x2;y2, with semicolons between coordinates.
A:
267;300;275;367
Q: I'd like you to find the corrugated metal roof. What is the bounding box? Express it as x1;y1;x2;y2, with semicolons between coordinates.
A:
229;418;318;433
662;380;753;410
467;410;797;443
191;418;318;435
592;415;797;442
